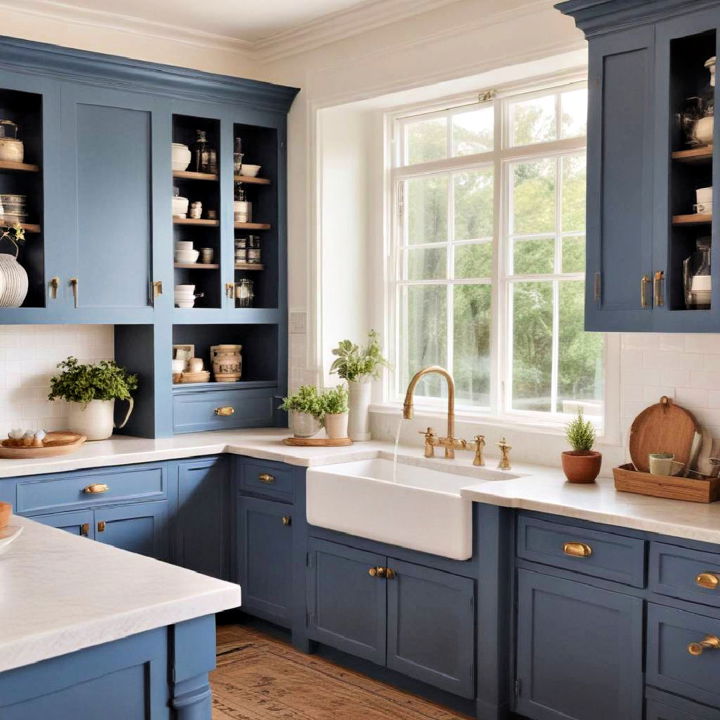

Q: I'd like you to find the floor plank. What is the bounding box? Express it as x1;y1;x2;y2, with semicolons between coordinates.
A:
211;625;472;720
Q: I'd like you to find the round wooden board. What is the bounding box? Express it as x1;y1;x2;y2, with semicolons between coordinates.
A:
283;437;353;447
629;397;699;473
0;432;86;459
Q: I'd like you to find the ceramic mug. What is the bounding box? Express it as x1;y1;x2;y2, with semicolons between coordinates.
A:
648;453;685;476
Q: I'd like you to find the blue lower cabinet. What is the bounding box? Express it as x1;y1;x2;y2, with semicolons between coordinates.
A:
176;457;229;579
94;501;169;559
237;495;294;627
646;689;720;720
386;559;475;698
32;509;94;538
515;569;643;720
307;538;387;664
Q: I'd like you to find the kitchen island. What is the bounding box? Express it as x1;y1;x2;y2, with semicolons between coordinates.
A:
0;516;241;719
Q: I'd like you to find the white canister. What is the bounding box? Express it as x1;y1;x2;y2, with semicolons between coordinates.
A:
0;138;23;163
233;200;252;223
324;412;349;440
66;398;134;441
347;378;372;441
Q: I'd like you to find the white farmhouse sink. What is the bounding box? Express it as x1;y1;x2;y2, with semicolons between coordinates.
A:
306;457;512;560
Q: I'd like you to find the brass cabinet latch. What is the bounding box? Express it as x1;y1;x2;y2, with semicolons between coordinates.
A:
653;271;665;307
149;280;163;304
48;276;60;300
97;521;106;533
640;274;651;309
225;282;235;299
69;277;79;308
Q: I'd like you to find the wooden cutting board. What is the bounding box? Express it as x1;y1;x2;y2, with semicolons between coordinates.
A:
629;396;699;473
0;502;10;529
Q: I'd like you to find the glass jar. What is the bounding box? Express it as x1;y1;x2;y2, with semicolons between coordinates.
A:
247;235;261;264
235;279;254;307
233;137;244;175
684;237;712;309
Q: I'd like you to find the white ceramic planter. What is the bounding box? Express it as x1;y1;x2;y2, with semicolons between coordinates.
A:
290;411;322;439
66;398;134;441
348;379;372;441
324;412;349;440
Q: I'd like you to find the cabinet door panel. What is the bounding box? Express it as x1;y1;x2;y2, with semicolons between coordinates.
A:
32;509;94;538
586;27;655;331
176;458;228;579
386;559;475;698
307;538;386;664
94;501;168;559
515;569;643;720
237;495;293;627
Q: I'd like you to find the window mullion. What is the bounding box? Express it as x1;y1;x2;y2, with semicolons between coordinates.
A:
491;95;505;416
447;167;455;380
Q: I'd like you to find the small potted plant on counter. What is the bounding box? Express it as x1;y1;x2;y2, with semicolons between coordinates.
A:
321;385;349;440
48;357;137;441
330;330;390;442
562;410;602;484
279;385;324;438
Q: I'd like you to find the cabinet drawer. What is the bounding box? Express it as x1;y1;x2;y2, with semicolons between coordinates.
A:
646;688;720;720
240;459;294;502
16;464;166;514
516;515;646;587
173;387;275;433
648;603;720;709
650;542;720;608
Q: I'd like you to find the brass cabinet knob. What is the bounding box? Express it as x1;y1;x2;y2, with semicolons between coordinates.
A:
214;406;235;416
258;473;275;484
563;542;592;558
368;566;386;578
688;635;720;656
696;572;720;590
83;483;109;494
97;521;106;533
80;523;90;537
281;515;292;526
385;567;396;580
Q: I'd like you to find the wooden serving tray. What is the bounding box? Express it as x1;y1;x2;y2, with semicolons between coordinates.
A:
0;432;86;459
283;437;352;447
614;464;719;503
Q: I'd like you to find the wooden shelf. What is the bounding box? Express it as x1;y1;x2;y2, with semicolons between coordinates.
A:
173;218;219;227
672;146;713;164
173;170;218;181
673;214;712;225
174;263;219;270
234;263;264;271
0;160;40;173
0;220;41;233
234;174;271;185
234;222;271;230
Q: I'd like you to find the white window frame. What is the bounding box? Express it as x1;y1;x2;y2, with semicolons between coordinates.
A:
383;76;612;433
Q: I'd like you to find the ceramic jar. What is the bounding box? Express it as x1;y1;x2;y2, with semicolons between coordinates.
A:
347;378;372;441
211;344;242;382
171;143;191;172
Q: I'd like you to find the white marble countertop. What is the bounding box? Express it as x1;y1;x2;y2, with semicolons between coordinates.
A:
0;516;241;673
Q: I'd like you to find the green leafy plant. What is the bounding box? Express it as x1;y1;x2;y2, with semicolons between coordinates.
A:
566;410;596;452
48;357;138;405
279;385;324;419
321;385;349;415
330;329;390;382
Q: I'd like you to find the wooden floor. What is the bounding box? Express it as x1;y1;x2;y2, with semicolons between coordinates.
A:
212;625;472;720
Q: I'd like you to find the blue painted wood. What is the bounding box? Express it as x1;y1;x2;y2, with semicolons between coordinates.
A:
15;462;166;514
240;457;295;502
650;541;720;608
647;602;720;709
0;627;169;719
515;569;644;720
516;514;646;587
32;508;94;538
646;687;720;719
307;537;387;664
175;456;229;579
584;25;655;331
94;500;169;559
236;494;294;626
386;558;475;698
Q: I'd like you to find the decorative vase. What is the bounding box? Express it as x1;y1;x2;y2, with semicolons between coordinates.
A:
290;411;322;439
324;412;349;440
66;398;134;441
348;378;372;441
0;246;27;308
171;143;191;172
561;450;602;484
211;344;242;382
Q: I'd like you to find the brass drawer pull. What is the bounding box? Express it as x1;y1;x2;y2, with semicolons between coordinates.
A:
97;521;106;533
369;566;386;578
281;515;292;526
696;572;720;590
83;483;109;494
80;523;90;537
688;635;720;656
640;274;650;308
258;473;276;484
214;406;235;416
563;542;592;558
70;277;79;308
385;567;396;580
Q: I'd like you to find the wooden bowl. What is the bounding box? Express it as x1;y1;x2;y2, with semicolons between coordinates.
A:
0;501;11;529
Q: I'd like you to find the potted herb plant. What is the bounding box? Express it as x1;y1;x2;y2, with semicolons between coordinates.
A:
321;385;349;440
330;330;390;442
48;357;138;441
562;410;602;483
279;385;324;438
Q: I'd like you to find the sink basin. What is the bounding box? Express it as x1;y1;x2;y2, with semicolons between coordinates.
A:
306;457;508;560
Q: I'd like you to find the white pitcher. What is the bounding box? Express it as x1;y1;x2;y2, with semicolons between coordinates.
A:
67;398;134;441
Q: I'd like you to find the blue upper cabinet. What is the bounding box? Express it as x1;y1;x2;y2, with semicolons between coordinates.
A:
557;0;720;332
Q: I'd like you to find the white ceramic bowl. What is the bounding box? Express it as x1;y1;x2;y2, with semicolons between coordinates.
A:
240;164;261;177
172;143;191;172
175;284;195;293
175;300;195;308
174;294;195;303
175;249;200;263
175;240;194;251
172;195;189;218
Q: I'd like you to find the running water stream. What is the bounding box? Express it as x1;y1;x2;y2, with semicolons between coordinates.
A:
392;417;403;484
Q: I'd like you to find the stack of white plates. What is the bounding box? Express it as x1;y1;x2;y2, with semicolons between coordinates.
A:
175;241;199;264
175;284;196;308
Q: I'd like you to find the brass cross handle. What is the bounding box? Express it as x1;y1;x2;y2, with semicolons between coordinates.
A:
473;435;486;467
688;635;720;656
498;437;512;470
418;427;436;458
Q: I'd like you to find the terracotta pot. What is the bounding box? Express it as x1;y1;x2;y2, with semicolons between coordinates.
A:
561;450;602;484
324;412;349;440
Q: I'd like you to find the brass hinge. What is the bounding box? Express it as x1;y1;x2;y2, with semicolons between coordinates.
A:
150;280;163;304
593;272;601;303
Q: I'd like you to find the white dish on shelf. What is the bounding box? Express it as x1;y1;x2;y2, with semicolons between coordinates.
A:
172;143;191;172
175;300;195;308
175;249;200;264
240;164;261;177
175;240;193;251
0;525;23;556
172;195;189;218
